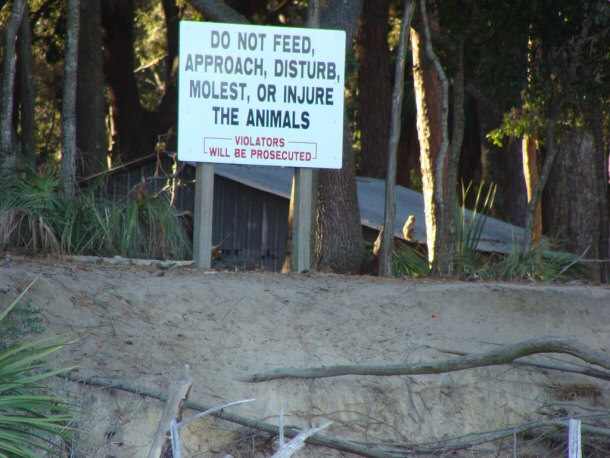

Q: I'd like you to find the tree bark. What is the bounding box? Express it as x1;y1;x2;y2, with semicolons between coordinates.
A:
378;0;415;277
316;116;366;273
16;2;35;164
314;0;367;273
411;0;462;274
522;135;542;247
77;0;108;178
356;0;391;178
0;0;26;158
543;129;609;281
60;0;80;197
523;107;559;251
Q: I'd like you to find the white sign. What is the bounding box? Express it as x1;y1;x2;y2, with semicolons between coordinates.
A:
178;21;345;169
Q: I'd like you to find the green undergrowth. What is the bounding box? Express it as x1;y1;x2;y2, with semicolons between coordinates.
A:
0;163;190;260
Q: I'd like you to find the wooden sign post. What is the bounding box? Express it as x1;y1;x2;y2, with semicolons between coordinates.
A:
193;163;214;268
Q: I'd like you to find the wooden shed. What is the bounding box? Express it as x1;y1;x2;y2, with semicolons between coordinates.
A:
98;153;525;270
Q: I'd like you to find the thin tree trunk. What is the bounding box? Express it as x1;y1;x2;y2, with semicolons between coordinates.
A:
0;0;26;159
523;107;559;251
521;134;542;246
412;0;459;274
438;37;465;272
378;0;415;277
60;0;80;197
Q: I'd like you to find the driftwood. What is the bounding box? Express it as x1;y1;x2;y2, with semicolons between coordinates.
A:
147;365;192;458
271;421;332;458
241;337;610;382
65;255;195;268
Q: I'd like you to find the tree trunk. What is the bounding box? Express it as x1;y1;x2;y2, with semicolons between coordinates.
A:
356;0;391;178
60;0;80;197
16;2;35;164
77;0;108;178
378;0;415;277
521;134;542;246
468;84;527;227
543;129;609;282
522;107;559;251
0;0;26;159
411;0;461;274
316;116;367;273
101;0;178;164
315;0;367;273
437;37;465;274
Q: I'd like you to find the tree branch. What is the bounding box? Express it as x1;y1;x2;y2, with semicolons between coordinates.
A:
241;337;610;382
186;0;250;24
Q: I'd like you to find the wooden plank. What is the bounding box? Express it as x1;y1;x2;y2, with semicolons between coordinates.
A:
193;163;214;268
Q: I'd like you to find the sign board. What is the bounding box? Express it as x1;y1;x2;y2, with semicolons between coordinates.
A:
178;21;346;169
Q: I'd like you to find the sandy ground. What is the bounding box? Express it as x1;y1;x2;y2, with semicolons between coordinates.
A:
0;255;609;457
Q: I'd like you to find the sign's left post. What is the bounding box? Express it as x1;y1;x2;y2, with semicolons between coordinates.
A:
193;163;214;268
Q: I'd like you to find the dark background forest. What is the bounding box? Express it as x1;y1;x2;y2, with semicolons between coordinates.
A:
0;0;608;280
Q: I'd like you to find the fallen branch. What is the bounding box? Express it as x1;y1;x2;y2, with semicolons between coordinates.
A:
240;337;610;382
60;372;396;458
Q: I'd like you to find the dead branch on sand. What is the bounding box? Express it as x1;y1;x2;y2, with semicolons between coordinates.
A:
240;337;610;382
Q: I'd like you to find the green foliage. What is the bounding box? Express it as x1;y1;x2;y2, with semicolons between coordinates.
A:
0;165;63;253
365;240;430;278
391;241;430;278
0;280;74;457
0;164;190;260
488;240;593;282
98;192;190;259
454;182;496;275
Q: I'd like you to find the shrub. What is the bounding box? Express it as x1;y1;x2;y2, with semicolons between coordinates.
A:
0;280;74;457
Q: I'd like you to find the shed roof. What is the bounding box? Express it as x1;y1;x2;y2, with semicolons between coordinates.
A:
214;164;524;253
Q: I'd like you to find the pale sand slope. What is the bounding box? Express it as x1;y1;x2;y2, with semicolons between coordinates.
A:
0;257;608;457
